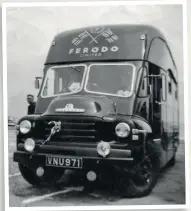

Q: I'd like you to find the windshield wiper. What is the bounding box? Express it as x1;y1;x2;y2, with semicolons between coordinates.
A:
69;65;81;72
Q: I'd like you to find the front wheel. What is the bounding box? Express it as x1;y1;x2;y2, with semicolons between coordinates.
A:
119;142;159;198
120;159;158;197
18;164;63;187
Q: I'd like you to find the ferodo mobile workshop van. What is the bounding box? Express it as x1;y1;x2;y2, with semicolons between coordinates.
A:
14;25;179;197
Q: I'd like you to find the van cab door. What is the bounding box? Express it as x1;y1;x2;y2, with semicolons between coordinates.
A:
150;67;168;167
152;76;162;138
149;64;162;138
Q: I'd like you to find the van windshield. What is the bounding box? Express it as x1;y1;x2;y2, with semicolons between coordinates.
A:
85;63;135;97
41;65;85;97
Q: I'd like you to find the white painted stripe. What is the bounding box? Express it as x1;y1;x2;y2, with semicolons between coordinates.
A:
22;186;84;205
9;173;21;178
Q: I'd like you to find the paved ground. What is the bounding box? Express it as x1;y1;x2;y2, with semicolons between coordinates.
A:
8;127;185;207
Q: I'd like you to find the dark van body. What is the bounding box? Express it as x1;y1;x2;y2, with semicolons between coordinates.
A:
14;25;179;197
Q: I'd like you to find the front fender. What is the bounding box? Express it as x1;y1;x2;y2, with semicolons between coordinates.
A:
131;116;152;134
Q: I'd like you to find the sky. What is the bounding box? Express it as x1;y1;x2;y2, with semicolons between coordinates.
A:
6;4;184;136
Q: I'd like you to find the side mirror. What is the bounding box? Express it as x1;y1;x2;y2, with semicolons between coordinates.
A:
35;77;42;89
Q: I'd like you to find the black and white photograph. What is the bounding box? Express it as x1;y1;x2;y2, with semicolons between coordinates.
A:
2;1;189;209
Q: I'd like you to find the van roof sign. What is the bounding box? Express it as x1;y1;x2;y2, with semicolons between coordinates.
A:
45;24;165;64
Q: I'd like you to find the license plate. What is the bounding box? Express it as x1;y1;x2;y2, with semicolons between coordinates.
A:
46;156;83;169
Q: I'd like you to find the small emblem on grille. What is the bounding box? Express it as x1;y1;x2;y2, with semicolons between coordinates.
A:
66;104;74;110
55;104;85;113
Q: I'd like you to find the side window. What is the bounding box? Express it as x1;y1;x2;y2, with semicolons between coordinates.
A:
42;70;55;96
161;74;167;101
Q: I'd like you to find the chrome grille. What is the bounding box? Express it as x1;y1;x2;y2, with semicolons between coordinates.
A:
33;116;103;142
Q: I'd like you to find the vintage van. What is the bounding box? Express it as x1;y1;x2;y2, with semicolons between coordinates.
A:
13;25;179;197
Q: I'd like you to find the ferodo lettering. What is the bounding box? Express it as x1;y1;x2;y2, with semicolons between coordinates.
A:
69;46;119;55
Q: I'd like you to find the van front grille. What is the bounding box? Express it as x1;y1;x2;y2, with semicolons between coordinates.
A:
32;116;114;143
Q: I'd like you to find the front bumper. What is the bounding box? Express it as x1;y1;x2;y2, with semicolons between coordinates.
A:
13;150;134;170
17;142;132;157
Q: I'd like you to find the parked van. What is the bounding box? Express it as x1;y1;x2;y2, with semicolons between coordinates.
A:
14;25;179;197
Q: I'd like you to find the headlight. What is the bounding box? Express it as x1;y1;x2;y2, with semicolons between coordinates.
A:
97;141;110;157
19;120;31;134
24;138;35;152
115;122;130;138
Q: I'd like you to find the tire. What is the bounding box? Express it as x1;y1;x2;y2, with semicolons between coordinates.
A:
19;163;63;187
119;141;159;198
